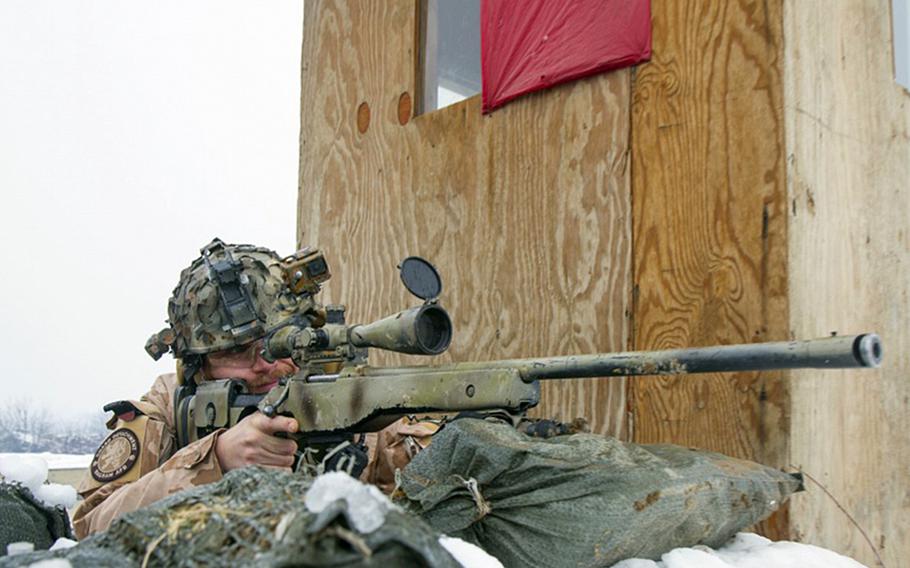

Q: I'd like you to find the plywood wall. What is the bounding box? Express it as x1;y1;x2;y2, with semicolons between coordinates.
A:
297;0;909;560
628;0;790;464
784;1;910;565
298;0;632;437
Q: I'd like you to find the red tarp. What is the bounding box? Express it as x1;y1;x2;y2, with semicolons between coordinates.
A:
481;0;651;113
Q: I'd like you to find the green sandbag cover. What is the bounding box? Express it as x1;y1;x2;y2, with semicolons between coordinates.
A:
0;483;73;555
397;419;802;568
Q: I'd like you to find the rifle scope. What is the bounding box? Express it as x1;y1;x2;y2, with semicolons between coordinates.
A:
263;304;452;362
350;304;452;355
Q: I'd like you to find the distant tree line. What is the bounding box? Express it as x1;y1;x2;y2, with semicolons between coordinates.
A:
0;398;108;454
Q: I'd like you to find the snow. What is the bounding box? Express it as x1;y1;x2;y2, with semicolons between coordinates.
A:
439;536;504;568
0;453;93;470
6;542;35;555
49;538;77;551
0;454;47;492
304;471;399;534
35;483;78;509
611;533;869;568
25;560;72;568
0;453;80;508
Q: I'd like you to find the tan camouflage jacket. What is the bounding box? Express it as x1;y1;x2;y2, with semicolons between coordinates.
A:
72;373;437;539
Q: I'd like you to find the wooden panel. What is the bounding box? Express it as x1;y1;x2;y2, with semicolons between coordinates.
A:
784;1;910;565
299;0;422;317
299;0;632;437
629;0;790;529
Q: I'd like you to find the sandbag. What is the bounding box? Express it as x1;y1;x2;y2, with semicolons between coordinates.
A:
0;482;73;555
0;468;460;568
397;419;802;568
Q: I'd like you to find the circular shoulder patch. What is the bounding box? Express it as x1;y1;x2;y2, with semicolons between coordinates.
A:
91;428;140;482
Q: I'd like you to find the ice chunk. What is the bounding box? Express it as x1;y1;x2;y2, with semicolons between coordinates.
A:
304;471;398;534
49;537;78;551
438;536;504;568
7;542;35;556
35;483;78;509
0;455;48;493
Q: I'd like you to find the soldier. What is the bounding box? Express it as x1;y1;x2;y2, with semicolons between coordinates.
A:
71;239;435;539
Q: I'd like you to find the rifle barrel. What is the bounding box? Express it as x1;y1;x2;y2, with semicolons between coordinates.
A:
510;333;882;381
361;333;882;382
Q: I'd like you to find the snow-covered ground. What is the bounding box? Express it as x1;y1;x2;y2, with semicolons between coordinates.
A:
0;455;871;568
612;533;868;568
0;454;79;509
0;453;93;471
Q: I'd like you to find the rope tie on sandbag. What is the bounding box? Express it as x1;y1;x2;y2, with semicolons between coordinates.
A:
321;441;354;475
454;475;491;520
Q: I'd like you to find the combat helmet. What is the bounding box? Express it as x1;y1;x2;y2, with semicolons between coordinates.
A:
145;238;302;363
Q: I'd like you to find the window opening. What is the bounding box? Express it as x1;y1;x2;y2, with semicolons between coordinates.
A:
418;0;481;113
895;0;909;89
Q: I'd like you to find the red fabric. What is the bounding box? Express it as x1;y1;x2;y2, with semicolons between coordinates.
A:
481;0;651;113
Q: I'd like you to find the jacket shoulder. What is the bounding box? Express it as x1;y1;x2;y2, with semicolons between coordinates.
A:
139;373;179;428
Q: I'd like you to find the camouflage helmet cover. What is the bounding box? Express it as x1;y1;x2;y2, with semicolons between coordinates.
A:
146;238;303;360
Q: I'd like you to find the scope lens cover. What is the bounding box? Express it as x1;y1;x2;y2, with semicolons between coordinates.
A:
399;256;442;300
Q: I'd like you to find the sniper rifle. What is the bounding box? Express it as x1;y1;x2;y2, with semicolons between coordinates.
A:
171;252;882;467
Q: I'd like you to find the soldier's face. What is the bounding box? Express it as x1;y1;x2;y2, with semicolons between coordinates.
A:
204;339;298;394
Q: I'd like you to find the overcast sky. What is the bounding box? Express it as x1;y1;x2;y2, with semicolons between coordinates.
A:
0;1;303;418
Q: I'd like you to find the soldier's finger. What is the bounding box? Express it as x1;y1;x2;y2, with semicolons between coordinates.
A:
256;450;295;468
247;412;273;431
256;415;298;435
259;435;297;456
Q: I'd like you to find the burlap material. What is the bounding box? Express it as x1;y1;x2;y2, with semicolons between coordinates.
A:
397;419;802;568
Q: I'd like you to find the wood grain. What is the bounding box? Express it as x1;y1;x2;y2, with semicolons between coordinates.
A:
299;0;632;437
298;0;910;560
629;0;791;527
784;1;910;565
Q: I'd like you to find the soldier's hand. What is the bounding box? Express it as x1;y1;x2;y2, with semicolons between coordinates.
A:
214;412;298;472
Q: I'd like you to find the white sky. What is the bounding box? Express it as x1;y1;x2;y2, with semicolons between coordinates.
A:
0;1;303;418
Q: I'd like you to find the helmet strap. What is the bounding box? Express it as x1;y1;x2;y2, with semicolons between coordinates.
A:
179;355;203;389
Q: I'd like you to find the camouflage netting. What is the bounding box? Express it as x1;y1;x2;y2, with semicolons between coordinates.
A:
0;468;460;568
0;482;73;555
396;419;803;568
